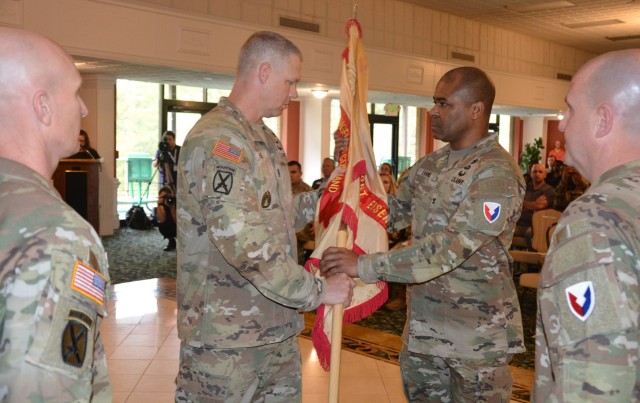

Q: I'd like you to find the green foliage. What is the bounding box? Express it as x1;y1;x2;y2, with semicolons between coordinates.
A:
519;137;544;174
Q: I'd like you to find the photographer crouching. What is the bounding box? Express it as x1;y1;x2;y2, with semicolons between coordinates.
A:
153;130;180;189
156;186;177;251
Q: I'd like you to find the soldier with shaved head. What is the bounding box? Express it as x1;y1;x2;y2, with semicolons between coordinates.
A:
0;27;111;401
534;49;640;401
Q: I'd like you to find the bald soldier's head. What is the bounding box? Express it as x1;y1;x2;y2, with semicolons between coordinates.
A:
559;49;640;182
0;27;88;178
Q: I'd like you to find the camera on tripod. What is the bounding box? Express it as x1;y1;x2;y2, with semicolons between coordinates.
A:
158;140;171;163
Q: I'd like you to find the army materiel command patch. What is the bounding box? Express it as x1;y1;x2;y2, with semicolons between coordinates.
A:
71;260;106;305
212;141;243;163
213;170;233;195
566;281;595;321
61;317;88;367
483;202;501;223
261;191;272;208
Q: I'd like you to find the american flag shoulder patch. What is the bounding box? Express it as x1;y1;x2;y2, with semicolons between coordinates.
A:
212;141;243;163
71;260;106;305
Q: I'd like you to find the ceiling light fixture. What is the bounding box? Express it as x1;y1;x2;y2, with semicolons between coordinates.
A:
606;34;640;41
311;89;329;99
505;1;574;12
562;19;623;29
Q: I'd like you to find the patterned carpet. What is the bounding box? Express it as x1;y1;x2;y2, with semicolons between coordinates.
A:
102;226;537;374
102;226;178;284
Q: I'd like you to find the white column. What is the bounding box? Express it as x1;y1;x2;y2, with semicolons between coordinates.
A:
80;74;119;236
299;95;332;184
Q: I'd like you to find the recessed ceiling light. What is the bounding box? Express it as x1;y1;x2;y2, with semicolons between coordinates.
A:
505;1;574;12
563;19;624;29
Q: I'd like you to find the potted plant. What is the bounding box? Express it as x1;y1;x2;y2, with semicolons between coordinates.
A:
519;137;544;174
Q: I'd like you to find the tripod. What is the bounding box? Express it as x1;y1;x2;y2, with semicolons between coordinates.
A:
141;156;175;203
126;158;174;229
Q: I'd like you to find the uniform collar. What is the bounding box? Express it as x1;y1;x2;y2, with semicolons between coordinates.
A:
0;157;60;199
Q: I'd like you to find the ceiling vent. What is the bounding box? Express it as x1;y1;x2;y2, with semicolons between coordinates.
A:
279;16;320;33
450;51;475;62
556;73;573;81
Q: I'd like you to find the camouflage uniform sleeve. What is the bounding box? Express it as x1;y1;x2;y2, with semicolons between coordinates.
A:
293;190;319;232
386;165;414;232
185;137;325;310
358;168;522;284
533;207;640;402
0;224;111;401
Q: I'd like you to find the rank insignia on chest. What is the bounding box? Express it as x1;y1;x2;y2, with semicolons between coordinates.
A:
212;141;243;163
566;281;595;321
71;260;106;305
261;191;271;208
483;202;501;223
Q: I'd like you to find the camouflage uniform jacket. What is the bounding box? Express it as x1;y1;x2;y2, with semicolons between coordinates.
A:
0;157;111;401
291;180;312;196
534;160;640;402
358;134;526;360
177;98;326;348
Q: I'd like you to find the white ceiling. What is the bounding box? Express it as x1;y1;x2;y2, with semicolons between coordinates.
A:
408;0;640;55
75;0;640;116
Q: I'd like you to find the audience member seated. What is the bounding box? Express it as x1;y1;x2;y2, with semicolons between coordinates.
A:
548;139;565;162
545;159;564;188
554;165;589;212
379;162;393;178
289;160;313;264
156;186;176;251
545;155;556;174
67;129;101;159
515;163;556;249
288;160;312;195
312;157;336;190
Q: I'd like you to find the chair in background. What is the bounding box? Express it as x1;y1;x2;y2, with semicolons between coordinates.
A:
510;208;561;275
518;222;559;291
530;209;562;254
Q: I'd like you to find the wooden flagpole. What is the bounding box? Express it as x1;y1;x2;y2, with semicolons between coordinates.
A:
329;228;348;403
329;5;358;402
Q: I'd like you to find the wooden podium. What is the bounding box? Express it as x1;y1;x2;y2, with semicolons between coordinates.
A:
52;159;101;233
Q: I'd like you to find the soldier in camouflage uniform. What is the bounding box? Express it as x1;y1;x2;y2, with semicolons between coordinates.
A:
175;31;354;402
533;49;640;401
0;28;111;401
322;67;526;402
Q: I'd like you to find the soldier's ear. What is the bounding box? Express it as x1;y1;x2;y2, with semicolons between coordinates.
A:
594;104;612;138
471;101;484;119
258;62;272;84
33;90;52;126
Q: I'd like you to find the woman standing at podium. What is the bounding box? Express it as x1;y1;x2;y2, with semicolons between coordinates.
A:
67;129;101;159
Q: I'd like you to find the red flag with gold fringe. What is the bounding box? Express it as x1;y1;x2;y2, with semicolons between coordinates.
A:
304;18;389;371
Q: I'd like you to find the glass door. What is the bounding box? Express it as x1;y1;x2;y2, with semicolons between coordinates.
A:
369;115;399;179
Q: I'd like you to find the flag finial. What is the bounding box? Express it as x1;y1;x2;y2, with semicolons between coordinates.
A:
352;3;358;19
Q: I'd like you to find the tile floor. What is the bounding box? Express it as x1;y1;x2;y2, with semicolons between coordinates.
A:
103;279;533;402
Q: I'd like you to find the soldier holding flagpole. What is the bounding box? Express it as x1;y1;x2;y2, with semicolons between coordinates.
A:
175;31;355;402
322;66;526;401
